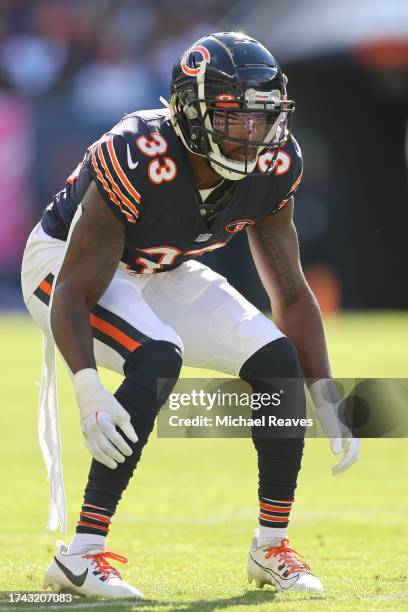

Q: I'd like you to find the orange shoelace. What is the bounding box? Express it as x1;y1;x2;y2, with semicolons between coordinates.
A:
83;551;128;580
264;538;311;575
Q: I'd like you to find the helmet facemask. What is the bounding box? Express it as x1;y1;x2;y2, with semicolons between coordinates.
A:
203;99;293;180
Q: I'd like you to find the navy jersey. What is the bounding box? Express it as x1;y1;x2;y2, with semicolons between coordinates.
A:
41;109;303;274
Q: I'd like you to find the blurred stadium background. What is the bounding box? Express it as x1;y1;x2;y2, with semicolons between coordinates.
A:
0;2;408;606
0;0;407;311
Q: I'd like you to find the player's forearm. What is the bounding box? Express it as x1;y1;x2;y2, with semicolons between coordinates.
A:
272;284;332;381
51;284;96;375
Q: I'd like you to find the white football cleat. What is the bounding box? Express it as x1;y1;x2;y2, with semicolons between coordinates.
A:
247;533;323;592
43;540;143;599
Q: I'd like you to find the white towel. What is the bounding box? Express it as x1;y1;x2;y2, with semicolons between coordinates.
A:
38;332;67;532
36;205;84;532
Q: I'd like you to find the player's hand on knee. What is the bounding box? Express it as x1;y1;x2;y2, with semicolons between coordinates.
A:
330;435;360;475
309;379;360;475
81;408;135;469
73;368;138;469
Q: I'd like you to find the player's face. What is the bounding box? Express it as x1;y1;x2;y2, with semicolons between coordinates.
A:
213;111;278;161
220;141;257;162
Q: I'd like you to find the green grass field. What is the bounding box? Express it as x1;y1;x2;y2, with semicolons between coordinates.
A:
1;313;407;611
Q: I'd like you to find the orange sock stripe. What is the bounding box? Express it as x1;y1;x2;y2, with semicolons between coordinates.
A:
259;513;290;522
106;136;142;203
97;141;140;217
89;313;141;352
77;520;109;533
91;151;136;223
260;502;292;513
80;512;111;524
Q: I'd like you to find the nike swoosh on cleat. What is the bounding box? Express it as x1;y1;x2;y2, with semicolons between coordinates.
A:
55;557;88;587
127;144;139;169
249;554;299;589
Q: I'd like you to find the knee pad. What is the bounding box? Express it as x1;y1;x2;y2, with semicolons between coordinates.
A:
124;340;183;404
240;338;306;439
239;337;302;380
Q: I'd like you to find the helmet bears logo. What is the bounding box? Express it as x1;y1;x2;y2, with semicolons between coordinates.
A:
181;46;211;76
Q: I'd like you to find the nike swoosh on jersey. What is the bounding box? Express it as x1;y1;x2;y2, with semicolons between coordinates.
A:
127;144;139;169
55;557;89;587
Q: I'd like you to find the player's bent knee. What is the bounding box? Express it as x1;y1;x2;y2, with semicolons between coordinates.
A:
241;338;306;441
239;337;302;380
124;340;183;404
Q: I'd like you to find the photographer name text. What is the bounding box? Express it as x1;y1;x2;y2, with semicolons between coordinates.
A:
167;415;314;427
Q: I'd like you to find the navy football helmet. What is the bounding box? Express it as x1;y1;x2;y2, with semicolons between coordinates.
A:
167;32;295;180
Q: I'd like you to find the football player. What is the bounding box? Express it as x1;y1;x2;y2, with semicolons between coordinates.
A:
21;32;359;598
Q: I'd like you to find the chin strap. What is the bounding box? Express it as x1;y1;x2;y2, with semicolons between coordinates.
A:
159;96;169;107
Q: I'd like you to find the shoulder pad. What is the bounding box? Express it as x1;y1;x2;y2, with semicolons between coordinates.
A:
258;135;303;194
254;134;303;215
110;108;171;140
277;134;303;198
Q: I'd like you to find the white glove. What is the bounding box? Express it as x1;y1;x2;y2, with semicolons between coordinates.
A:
309;379;360;475
73;368;138;469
